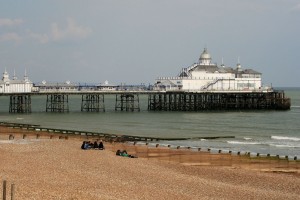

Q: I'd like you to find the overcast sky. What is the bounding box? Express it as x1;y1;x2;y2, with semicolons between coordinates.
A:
0;0;299;87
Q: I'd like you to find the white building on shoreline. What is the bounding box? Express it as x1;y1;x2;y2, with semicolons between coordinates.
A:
0;70;33;93
154;48;265;92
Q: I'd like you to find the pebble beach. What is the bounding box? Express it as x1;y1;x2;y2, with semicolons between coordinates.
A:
1;138;300;200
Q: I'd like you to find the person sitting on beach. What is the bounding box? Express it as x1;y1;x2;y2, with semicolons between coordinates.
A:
93;141;98;149
98;141;105;150
81;141;86;149
82;141;91;150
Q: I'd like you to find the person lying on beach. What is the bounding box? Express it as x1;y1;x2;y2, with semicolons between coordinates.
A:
116;150;137;158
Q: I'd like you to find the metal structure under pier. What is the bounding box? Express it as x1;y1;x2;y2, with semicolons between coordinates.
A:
9;94;31;113
46;94;69;112
81;94;105;112
115;93;140;112
148;91;291;111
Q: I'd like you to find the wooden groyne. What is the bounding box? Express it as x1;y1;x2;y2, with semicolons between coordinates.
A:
148;91;291;111
111;142;300;171
1;122;299;172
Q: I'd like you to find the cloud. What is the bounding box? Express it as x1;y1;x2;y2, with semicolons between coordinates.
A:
27;30;49;44
0;32;22;43
0;18;23;27
0;17;92;44
51;18;92;41
291;3;300;11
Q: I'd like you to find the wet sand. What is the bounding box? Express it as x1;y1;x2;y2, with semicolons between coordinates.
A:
1;138;300;200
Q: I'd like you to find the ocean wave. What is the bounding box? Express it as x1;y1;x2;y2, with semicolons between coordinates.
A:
269;144;300;148
227;141;261;145
271;136;300;141
243;137;252;140
291;105;300;108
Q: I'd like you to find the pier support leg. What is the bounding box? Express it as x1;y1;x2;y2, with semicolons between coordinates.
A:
115;93;140;111
81;94;105;112
9;94;31;113
46;94;69;112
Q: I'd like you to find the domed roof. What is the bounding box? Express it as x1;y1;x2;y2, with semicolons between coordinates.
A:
199;48;211;60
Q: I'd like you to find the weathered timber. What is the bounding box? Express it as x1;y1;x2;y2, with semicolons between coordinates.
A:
9;94;31;113
115;93;140;111
81;94;105;112
46;94;69;112
148;91;290;111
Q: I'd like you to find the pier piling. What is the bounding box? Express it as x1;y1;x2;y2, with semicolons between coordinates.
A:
9;94;31;113
46;94;69;112
81;94;105;112
148;91;290;111
115;93;140;112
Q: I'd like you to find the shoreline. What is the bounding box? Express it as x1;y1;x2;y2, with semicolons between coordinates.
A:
1;124;300;172
1;138;300;199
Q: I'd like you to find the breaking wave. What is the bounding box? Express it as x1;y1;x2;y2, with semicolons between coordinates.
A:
271;136;300;141
227;141;261;145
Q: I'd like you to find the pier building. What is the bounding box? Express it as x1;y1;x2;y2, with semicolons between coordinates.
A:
0;70;33;93
154;48;264;91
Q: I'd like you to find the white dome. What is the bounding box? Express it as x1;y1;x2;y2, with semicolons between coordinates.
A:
199;48;211;60
199;48;212;65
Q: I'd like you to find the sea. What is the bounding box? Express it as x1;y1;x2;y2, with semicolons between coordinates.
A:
0;87;299;158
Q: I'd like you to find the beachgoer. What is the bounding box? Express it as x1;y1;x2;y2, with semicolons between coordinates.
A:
116;150;121;156
93;141;98;149
121;150;129;157
116;150;137;158
98;141;104;150
83;141;90;150
81;141;85;149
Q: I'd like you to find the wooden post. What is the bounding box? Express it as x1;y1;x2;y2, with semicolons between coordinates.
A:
3;180;7;200
11;183;15;200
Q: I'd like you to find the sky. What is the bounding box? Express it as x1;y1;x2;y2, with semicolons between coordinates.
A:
0;0;299;87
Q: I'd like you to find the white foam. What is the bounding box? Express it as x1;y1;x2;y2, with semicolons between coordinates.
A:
243;137;252;140
269;144;300;148
291;105;300;108
271;136;300;141
227;141;260;145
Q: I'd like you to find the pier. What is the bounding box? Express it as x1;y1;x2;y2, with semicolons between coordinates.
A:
0;90;291;113
148;91;291;111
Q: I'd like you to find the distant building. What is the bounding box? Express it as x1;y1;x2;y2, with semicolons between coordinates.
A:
0;70;33;93
154;48;264;91
96;80;117;91
33;80;78;92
